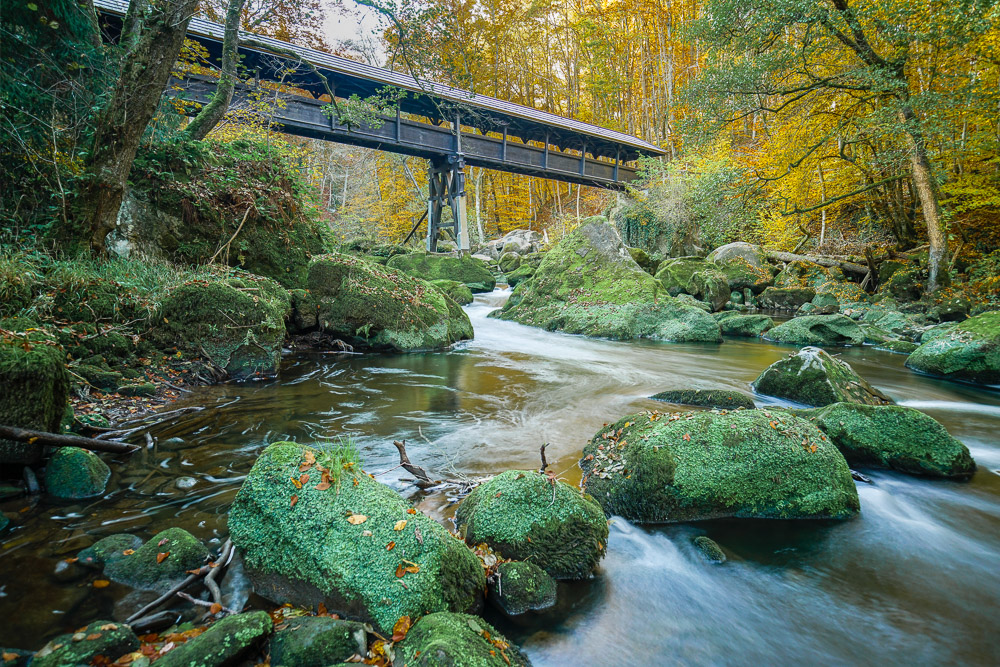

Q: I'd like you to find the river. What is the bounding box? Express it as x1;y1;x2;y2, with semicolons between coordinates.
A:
2;288;999;664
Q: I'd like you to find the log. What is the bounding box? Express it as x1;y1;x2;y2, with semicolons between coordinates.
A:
0;424;139;455
766;251;869;276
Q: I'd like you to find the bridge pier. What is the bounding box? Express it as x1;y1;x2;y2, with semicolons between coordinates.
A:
426;154;469;253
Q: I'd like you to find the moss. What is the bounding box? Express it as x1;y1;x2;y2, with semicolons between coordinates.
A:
505;263;536;288
800;403;976;479
44;447;110;499
752;347;893;407
905;311;1000;385
580;409;860;523
308;253;473;353
488;560;557;616
394;612;531;667
430;279;474;306
861;309;919;339
498;252;522;273
32;621;138;667
269;616;367;666
650;389;755;410
228;442;485;635
880;268;924;301
876;339;919;355
77;534;143;569
713;256;773;293
155;611;272;667
759;287;817;310
764;315;864;347
118;382;156;397
74;364;122;392
456;470;607;580
628;247;657;274
654;258;730;311
692;536;726;563
386;253;496;292
718;314;774;338
0;254;39;316
104;527;210;592
774;260;830;289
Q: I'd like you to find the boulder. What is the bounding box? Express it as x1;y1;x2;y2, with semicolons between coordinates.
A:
879;340;919;354
32;621;138;667
505;264;536;288
488;561;557;616
654;258;730;311
628;247;657;274
77;534;143;569
305;254;473;353
228;442;485;634
456;470;608;579
649;389;755;410
764;314;865;346
492;218;721;342
268;616;367;666
880;267;923;301
715;258;774;293
429;279;474;306
692;536;726;563
806;292;840;315
498;229;543;255
498;252;521;274
774;260;830;289
155;611;272;667
905;311;1000;385
395;612;531;667
707;242;768;269
861;309;920;339
104;527;211;592
752;347;893;407
386;253;496;292
759;286;815;311
800;403;976;479
718;314;774;338
580;409;859;522
44;447;110;499
75;364;122;392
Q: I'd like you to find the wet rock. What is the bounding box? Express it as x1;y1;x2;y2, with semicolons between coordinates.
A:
752;347;893;407
581;409;860;523
861;309;919;339
52;558;88;583
44;447;110;499
32;620;138;667
456;470;608;580
0;648;32;666
269;616;367;666
488;561;557;616
928;296;970;322
228;442;485;634
154;611;272;667
104;527;210;592
759;287;816;311
387;253;496;292
718;314;774;338
118;382;156;397
876;340;919;355
395;612;532;667
764;315;864;347
175;476;197;490
429;279;474;306
905;311;1000;385
801;403;976;478
77;534;144;570
655;258;730;312
692;536;726;563
806;292;840;315
650;389;755;410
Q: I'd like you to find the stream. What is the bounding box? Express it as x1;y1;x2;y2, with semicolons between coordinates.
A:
2;288;999;664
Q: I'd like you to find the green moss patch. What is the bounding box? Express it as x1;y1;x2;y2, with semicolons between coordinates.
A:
719;314;774;338
905;311;1000;385
654;258;730;311
488;560;557;616
104;527;210;592
764;315;864;347
155;611;272;667
430;279;475;306
650;389;755;410
269;616;368;666
752;347;893;407
32;621;138;667
387;253;496;292
395;612;531;667
44;447;110;499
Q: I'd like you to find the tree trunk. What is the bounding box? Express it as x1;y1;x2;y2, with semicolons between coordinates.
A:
183;0;246;141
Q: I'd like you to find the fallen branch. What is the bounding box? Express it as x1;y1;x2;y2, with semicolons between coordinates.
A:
392;440;435;488
177;591;236;616
0;424;138;455
766;251;868;276
204;539;233;610
538;443;549;474
125;539;232;624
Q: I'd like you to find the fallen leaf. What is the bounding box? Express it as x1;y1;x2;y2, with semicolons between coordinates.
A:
85;633;101;640
122;549;135;556
406;508;416;514
317;602;328;616
290;495;298;507
315;481;331;491
391;615;412;642
209;603;222;615
156;552;170;564
386;541;396;550
290;476;303;489
93;580;110;588
346;514;368;525
157;538;169;547
393;520;407;531
299;473;310;485
3;653;19;662
682;433;691;441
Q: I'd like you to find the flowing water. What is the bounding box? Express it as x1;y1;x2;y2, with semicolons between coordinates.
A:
2;289;999;664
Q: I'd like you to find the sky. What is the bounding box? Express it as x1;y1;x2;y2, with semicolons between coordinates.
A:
322;0;386;63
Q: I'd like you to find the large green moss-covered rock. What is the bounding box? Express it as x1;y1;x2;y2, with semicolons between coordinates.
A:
905;311;1000;385
32;621;138;667
492;219;721;342
44;447;110;499
765;314;864;346
654;258;731;312
707;244;774;293
800;403;976;478
307;253;473;353
155;611;272;667
759;286;816;310
752;347;893;407
104;527;210;592
488;561;557;616
650;389;755;410
718;314;774;338
505;263;536;287
269;616;367;666
456;470;607;580
228;442;485;634
395;612;531;667
774;260;831;289
580;409;859;522
430;279;474;306
387;253;496;292
0;330;69;463
77;534;143;569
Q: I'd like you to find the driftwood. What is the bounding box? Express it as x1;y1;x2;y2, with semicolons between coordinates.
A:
766;250;869;276
0;424;138;455
392;440;435;489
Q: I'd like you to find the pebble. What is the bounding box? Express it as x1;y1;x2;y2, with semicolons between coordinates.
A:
175;477;197;490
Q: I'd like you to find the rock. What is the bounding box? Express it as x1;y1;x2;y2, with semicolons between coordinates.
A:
880;268;923;301
104;527;211;592
764;314;865;346
505;263;536;288
395;612;531;667
759;287;816;310
269;616;367;666
32;621;138;667
0;648;31;666
707;242;768;269
580;409;859;522
649;389;755;410
628;247;657;274
905;311;1000;385
752;347;893;407
718;314;774;338
155;611;272;667
118;382;156;397
861;309;919;339
44;447;110;499
175;476;198;490
655;258;730;311
492;218;721;343
928;295;970;322
692;536;726;563
306;253;473;353
774;260;831;289
471;252;495;263
800;403;976;479
77;534;143;569
0;329;70;464
228;442;485;634
498;252;521;274
386;253;496;292
877;339;919;355
499;229;543;255
488;561;557;616
429;279;474;306
52;557;88;583
456;470;608;580
674;293;712;312
807;292;840;315
75;364;122;392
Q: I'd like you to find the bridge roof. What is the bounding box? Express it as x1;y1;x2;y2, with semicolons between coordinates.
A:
94;0;664;162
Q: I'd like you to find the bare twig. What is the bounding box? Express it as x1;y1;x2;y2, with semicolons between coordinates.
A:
203;539;233;610
177;591;236;615
392;440;435;488
538;443;549;474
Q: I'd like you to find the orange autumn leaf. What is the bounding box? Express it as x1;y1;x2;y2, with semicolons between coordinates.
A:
85;633;102;640
682;433;691;441
290;495;298;507
299;473;310;485
386;541;396;551
391;615;412;642
156;552;170;564
93;580;110;588
290;476;303;489
395;562;420;577
406;508;417;514
123;549;135;556
209;603;222;615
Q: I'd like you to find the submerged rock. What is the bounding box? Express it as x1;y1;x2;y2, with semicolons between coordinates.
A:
387;253;496;292
456;470;607;580
488;561;558;616
395;612;532;667
650;389;755;410
228;442;485;634
269;616;368;666
155;611;272;667
752;347;893;407
104;527;210;592
429;279;474;306
692;536;726;563
905;311;1000;385
32;621;138;667
764;314;864;346
580;409;860;523
44;447;110;499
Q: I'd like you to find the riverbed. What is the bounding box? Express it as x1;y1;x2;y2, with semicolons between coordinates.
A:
2;289;999;664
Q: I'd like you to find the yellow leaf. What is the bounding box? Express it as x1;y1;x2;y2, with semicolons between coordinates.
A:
394;520;407;531
347;514;368;525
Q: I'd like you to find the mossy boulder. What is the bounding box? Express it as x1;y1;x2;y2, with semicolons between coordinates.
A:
307;253;473;353
707;242;769;268
628;247;656;274
718;314;774;338
456;470;608;580
429;279;474;306
905;311;1000;385
861;309;919;339
268;616;367;666
707;243;773;293
654;258;730;312
581;409;859;522
32;621;138;667
155;611;272;667
759;287;816;311
505;263;536;288
77;534;143;569
752;347;893;407
118;382;156;397
692;536;726;563
650;389;755;410
774;260;830;289
0;330;69;463
228;442;485;634
880;268;923;301
394;612;531;667
800;403;976;479
878;339;919;354
387;253;496;292
488;561;557;616
765;315;864;346
498;252;522;274
104;527;210;592
44;447;110;499
74;364;122;392
152;272;289;380
492;219;721;342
